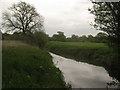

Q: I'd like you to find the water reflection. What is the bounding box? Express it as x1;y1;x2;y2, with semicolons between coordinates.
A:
50;53;119;88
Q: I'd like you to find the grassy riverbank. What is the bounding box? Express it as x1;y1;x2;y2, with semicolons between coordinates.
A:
47;41;115;67
3;41;67;88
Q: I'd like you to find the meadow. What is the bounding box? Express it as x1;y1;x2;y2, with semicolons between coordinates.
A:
2;41;67;88
47;41;115;67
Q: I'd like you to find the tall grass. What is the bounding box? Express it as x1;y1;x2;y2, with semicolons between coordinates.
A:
3;41;67;88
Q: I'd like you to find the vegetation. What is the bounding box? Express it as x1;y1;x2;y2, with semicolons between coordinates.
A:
1;1;120;88
2;1;47;49
49;31;66;42
2;41;67;88
89;2;120;82
47;41;120;81
2;31;48;49
2;1;44;34
47;41;111;65
89;2;120;47
49;32;108;43
1;1;67;88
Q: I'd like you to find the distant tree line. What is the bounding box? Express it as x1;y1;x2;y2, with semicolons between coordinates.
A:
48;31;108;43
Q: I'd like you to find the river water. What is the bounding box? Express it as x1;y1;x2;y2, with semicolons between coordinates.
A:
50;53;119;88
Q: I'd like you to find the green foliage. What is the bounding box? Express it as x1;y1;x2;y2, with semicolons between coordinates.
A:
67;34;79;42
47;41;110;65
34;31;48;49
87;35;94;42
2;31;48;49
49;32;108;43
79;35;88;42
3;45;67;88
89;2;120;47
2;1;44;33
95;32;108;43
2;1;47;48
89;2;120;81
49;31;66;41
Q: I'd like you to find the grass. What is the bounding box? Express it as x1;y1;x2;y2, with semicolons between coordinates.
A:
47;41;108;48
2;41;67;88
2;40;32;47
47;41;114;66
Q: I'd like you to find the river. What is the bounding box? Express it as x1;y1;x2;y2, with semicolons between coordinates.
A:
50;53;119;88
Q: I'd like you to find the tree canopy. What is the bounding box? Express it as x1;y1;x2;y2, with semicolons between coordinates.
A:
89;2;120;47
2;1;44;34
51;31;66;41
89;2;120;82
48;31;108;43
1;1;48;48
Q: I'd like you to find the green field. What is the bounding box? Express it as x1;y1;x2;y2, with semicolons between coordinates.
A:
47;41;108;48
47;41;115;66
3;41;67;88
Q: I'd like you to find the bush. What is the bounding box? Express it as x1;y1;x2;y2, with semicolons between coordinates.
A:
34;31;48;49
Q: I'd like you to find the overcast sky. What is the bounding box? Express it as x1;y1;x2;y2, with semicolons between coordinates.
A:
0;0;100;37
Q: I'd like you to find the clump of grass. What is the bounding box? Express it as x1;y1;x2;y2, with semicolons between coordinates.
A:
3;41;67;88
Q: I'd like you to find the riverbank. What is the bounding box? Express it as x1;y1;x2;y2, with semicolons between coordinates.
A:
47;41;114;66
2;41;67;88
47;41;119;81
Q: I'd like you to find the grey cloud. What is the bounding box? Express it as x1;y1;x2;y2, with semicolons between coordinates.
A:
0;0;99;37
44;8;98;37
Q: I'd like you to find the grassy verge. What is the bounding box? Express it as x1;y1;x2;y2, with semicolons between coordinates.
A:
3;41;67;88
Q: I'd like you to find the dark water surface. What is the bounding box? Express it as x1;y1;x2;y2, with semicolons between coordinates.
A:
50;53;119;88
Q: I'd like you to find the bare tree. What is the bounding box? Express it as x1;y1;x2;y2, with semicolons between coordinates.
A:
2;1;44;34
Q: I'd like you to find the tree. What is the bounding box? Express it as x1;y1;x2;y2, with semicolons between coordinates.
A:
95;32;108;43
34;31;48;49
2;1;44;34
52;31;66;41
87;35;94;42
89;2;120;81
71;34;79;42
89;2;120;47
79;35;88;42
1;1;48;48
